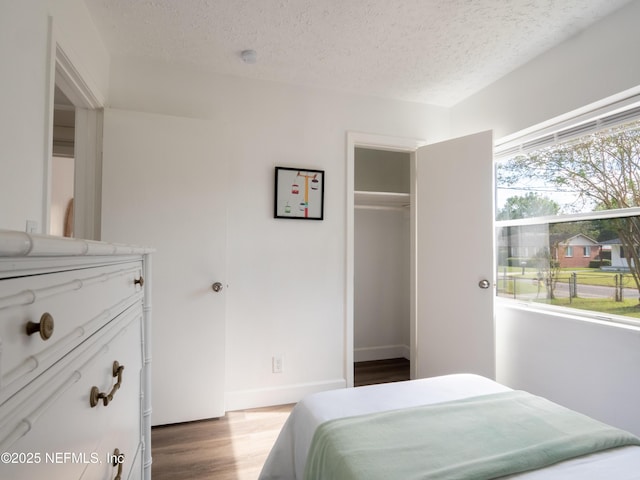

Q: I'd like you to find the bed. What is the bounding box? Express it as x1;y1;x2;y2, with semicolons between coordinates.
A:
258;374;640;480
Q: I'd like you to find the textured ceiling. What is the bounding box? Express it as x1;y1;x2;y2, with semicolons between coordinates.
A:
84;0;632;106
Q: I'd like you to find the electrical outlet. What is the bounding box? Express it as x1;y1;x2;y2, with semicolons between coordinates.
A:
26;220;38;234
272;355;283;374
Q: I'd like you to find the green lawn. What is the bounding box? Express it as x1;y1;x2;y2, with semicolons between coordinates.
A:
497;267;640;319
537;297;640;319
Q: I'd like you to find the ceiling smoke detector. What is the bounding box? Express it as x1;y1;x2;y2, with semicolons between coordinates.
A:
241;49;257;64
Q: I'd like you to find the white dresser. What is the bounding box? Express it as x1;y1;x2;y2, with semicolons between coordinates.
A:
0;230;152;480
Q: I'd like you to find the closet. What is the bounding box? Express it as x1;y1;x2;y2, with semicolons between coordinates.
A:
354;148;411;369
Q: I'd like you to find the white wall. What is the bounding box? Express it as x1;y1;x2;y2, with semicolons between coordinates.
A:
0;0;108;232
107;58;450;409
451;0;640;435
354;207;410;361
496;303;640;436
0;2;49;231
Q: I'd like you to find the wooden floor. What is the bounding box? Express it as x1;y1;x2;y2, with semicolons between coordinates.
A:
151;359;410;479
354;357;410;386
152;403;293;480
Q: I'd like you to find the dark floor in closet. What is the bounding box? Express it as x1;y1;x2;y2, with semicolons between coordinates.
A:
354;357;410;387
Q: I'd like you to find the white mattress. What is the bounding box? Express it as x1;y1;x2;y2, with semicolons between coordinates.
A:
259;374;640;480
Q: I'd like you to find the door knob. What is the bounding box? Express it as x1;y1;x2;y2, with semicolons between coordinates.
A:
212;282;223;293
478;279;491;289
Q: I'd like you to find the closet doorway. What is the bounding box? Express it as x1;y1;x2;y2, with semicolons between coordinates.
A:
347;131;495;387
346;132;424;388
354;147;411;386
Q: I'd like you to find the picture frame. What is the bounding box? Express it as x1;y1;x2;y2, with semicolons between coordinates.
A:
274;167;325;220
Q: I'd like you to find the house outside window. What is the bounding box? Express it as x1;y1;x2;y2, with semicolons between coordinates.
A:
495;105;640;324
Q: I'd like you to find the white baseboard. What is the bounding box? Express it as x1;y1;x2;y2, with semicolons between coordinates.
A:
225;378;346;411
354;344;410;362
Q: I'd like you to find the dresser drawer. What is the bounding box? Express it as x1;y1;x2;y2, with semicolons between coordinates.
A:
0;303;143;480
83;426;143;480
0;261;144;403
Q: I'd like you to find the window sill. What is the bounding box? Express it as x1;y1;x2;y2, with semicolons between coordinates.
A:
495;297;640;331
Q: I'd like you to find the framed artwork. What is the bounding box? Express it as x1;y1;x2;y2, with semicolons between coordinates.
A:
274;167;325;220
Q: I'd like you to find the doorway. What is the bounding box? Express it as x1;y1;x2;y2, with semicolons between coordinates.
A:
347;131;496;387
353;147;411;386
346;132;425;387
48;44;103;240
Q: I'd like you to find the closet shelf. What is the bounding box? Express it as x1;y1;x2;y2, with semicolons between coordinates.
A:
354;191;410;208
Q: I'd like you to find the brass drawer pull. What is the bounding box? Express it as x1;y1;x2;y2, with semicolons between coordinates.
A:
90;361;125;407
112;448;125;480
26;312;55;340
134;276;144;287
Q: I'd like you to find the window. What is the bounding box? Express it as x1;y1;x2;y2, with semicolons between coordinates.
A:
495;104;640;323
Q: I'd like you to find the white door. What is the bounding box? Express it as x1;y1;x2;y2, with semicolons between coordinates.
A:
415;130;495;379
101;109;227;425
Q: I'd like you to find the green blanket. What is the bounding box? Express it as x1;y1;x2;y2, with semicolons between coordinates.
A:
303;390;640;480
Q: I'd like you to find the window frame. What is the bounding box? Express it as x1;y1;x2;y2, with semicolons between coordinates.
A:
494;92;640;327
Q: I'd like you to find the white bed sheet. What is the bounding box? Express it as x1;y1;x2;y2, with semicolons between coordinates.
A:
259;374;640;480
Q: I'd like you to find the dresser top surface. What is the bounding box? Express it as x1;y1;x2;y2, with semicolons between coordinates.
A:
0;230;153;257
0;230;152;278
